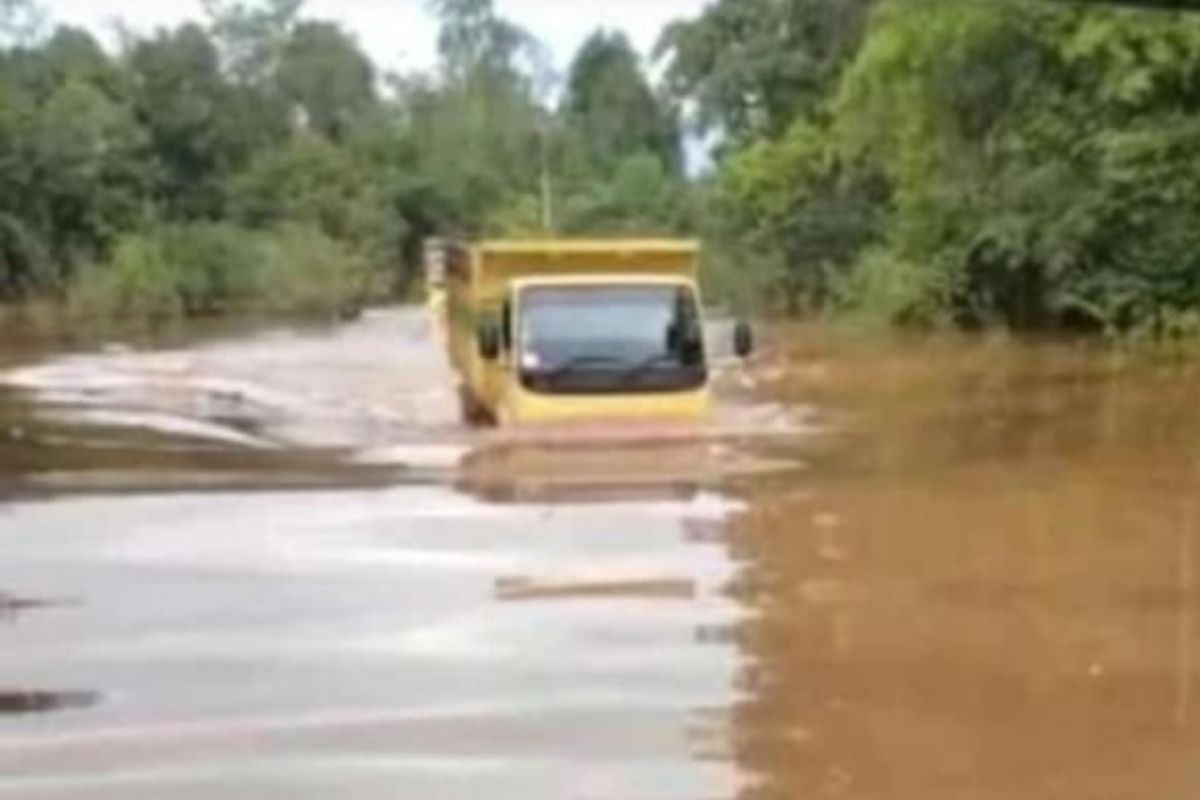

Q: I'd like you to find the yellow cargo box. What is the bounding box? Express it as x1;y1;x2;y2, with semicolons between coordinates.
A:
433;239;749;427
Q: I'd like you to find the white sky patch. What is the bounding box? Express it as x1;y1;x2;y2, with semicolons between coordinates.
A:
43;0;708;74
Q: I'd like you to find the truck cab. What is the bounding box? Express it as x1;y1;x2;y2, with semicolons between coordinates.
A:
439;240;750;427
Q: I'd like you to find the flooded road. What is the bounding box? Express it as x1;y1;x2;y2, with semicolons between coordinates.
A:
2;311;1200;798
733;333;1200;799
0;489;741;799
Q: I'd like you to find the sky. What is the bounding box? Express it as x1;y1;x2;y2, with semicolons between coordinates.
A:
44;0;709;73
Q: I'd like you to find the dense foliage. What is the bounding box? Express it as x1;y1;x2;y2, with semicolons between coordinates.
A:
0;0;685;326
666;0;1200;334
5;0;1200;335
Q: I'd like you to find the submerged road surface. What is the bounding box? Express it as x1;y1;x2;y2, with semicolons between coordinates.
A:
0;488;742;799
3;310;1200;799
0;308;782;799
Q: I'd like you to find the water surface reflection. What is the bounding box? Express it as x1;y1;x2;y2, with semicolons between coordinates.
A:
730;336;1200;799
6;312;1200;799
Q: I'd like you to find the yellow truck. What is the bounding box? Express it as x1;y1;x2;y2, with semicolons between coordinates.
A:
432;239;753;427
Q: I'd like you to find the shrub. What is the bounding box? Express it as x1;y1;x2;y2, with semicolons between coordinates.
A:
0;213;51;300
65;222;368;327
832;247;949;328
158;223;261;315
254;224;369;316
66;233;182;325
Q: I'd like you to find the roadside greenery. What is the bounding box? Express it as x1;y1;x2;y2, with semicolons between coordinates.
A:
62;223;364;328
667;0;1200;334
0;0;686;328
4;0;1200;336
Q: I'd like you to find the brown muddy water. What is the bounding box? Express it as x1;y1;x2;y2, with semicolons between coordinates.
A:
0;310;1199;799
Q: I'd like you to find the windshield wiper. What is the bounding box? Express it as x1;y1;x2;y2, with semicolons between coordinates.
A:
544;354;628;378
619;353;681;384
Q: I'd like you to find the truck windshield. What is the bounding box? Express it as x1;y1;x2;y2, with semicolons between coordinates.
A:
517;284;707;395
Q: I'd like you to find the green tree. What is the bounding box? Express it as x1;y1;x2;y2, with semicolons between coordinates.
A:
32;77;148;269
0;26;149;290
658;0;875;141
0;0;717;321
128;24;271;220
718;119;887;312
20;26;118;99
564;152;690;234
231;131;395;255
390;0;546;238
726;0;1200;331
397;73;544;236
202;0;303;84
0;76;43;295
276;21;377;141
562;30;679;174
428;0;536;81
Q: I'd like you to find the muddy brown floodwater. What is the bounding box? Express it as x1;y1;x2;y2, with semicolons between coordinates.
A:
1;310;1199;799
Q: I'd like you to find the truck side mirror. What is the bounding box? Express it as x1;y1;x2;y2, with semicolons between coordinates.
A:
733;321;755;359
477;321;501;361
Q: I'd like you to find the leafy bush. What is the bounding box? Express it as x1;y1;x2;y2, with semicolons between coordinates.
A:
692;0;1200;336
699;241;784;317
0;212;50;299
832;247;948;327
3;3;698;328
159;223;261;315
67;233;182;324
254;223;369;316
64;222;367;326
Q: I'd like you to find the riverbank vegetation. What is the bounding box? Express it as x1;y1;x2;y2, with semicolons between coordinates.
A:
0;0;687;330
672;0;1200;337
3;0;1200;336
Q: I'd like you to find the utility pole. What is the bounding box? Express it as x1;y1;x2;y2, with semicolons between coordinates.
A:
539;122;555;235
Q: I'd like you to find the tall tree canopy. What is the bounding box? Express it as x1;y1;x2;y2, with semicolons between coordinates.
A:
276;21;377;140
658;0;875;141
562;31;679;173
5;0;1193;336
128;24;249;220
202;0;302;84
428;0;539;82
704;0;1200;332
